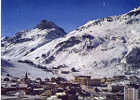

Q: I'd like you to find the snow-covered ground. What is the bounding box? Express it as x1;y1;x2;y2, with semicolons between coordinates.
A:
1;58;54;80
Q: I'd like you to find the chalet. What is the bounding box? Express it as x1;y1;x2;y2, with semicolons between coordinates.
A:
51;77;67;83
113;75;127;81
56;87;64;92
100;78;107;84
1;86;29;95
106;93;124;100
47;95;59;100
8;82;18;88
71;83;80;87
18;83;28;88
88;79;101;86
107;84;124;92
1;82;7;88
11;77;20;82
51;77;57;82
44;78;50;82
74;76;91;85
129;76;140;82
41;90;52;97
32;88;44;95
15;90;26;98
105;78;113;83
56;77;67;82
43;82;58;91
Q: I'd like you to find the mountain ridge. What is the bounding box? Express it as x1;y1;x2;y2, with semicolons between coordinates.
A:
1;6;140;79
1;20;66;58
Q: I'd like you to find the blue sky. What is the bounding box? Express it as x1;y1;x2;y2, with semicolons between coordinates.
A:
2;0;140;36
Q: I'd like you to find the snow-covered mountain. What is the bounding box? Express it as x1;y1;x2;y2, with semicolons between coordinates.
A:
1;7;140;79
1;19;66;58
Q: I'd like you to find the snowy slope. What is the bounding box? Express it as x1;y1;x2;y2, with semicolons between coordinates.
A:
1;19;66;79
1;58;53;79
2;7;140;79
1;20;66;58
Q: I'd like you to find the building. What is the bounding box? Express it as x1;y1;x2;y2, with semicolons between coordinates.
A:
74;76;91;85
124;83;140;100
88;79;101;86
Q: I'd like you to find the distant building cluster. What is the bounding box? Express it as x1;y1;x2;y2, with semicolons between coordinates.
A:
1;73;140;100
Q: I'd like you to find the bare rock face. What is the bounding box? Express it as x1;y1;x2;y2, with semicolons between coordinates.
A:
36;19;65;33
126;48;140;67
36;19;57;29
127;7;140;17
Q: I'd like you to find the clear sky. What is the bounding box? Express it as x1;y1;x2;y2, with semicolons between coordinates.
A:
2;0;140;37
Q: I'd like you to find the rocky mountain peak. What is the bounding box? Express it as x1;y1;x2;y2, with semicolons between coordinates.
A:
2;19;66;44
36;19;59;29
1;19;67;58
126;6;140;17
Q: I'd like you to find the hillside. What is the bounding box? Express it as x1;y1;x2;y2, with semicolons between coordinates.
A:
1;7;140;79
